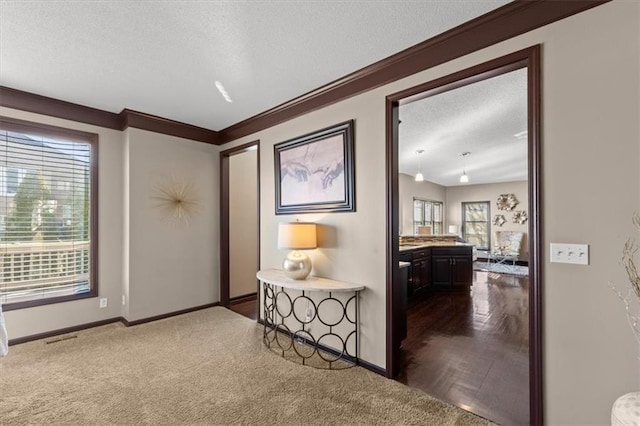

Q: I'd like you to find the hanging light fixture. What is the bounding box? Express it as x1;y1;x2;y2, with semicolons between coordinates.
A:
415;149;425;182
459;152;470;183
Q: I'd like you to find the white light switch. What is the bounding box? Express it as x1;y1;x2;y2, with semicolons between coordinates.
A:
550;243;589;265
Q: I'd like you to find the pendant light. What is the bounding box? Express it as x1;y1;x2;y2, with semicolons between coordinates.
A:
415;149;425;182
459;152;470;183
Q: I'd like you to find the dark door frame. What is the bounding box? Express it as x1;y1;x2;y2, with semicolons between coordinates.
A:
385;45;542;424
220;140;261;316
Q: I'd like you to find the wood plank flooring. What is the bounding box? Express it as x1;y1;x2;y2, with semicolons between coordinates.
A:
227;297;258;320
230;271;529;425
398;269;529;425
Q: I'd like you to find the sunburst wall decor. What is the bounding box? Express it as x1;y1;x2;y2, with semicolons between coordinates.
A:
151;176;199;225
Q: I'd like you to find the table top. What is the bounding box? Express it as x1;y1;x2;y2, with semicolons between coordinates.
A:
257;269;365;293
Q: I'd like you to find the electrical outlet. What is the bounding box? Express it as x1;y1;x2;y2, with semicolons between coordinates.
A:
121;295;126;305
550;243;589;265
99;297;108;308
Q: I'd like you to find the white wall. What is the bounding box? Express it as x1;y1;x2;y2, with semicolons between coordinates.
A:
220;2;640;423
398;173;446;235
446;180;528;259
125;128;218;321
0;107;125;337
229;149;259;298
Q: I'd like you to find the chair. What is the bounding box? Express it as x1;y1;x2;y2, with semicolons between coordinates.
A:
486;231;524;273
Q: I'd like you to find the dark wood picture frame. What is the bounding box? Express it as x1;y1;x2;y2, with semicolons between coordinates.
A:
274;120;355;214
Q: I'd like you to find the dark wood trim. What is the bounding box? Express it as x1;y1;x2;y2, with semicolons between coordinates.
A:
0;86;121;129
219;141;261;307
0;117;100;312
119;109;219;144
8;317;121;346
358;359;387;377
0;86;219;144
120;302;219;327
527;44;544;426
385;97;401;377
385;45;542;423
217;0;609;144
229;293;257;305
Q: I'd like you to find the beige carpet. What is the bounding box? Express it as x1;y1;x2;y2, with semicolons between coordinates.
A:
0;307;493;425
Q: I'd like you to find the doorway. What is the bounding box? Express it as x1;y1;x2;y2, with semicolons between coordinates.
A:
386;46;541;424
220;141;260;319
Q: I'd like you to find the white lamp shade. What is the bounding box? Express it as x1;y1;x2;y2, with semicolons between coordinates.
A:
459;173;469;183
278;223;317;250
415;172;424;182
448;225;459;234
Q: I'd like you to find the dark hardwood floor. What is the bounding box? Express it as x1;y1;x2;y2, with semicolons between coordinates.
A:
225;271;528;425
227;296;258;320
398;269;529;426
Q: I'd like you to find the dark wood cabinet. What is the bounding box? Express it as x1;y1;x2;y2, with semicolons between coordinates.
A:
411;249;431;293
400;245;472;295
431;246;473;290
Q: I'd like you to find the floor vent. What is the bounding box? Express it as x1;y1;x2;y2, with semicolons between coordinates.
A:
46;335;78;344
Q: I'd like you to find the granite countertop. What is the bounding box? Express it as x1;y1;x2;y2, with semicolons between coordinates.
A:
399;242;473;252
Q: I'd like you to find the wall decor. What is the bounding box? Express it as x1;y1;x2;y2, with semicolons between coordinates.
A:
493;214;506;227
151;176;199;224
497;193;519;211
513;210;528;224
274;120;355;214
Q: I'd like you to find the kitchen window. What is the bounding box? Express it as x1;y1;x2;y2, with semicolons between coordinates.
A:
462;201;490;250
0;117;98;310
413;198;443;235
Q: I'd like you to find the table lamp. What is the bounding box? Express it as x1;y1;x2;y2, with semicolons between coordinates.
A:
278;222;317;280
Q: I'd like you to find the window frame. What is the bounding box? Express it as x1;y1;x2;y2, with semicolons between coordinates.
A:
0;116;99;311
413;198;444;235
462;201;491;251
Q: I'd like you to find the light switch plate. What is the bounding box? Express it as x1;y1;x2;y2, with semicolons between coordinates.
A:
550;243;589;265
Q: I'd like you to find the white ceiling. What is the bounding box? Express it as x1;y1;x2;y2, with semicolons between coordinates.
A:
399;68;528;187
0;0;511;131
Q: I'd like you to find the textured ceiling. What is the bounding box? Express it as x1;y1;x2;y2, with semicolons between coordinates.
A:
399;68;528;187
0;0;511;130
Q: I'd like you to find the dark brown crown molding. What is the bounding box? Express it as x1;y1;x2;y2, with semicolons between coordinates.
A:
1;86;121;129
0;86;219;144
119;109;219;144
217;0;610;144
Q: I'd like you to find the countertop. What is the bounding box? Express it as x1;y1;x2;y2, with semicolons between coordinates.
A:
399;242;473;252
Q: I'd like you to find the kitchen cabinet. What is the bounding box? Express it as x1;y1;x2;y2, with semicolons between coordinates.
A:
411;249;431;293
399;244;472;295
431;246;473;289
400;249;431;295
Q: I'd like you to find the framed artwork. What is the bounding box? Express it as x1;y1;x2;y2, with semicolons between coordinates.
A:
274;120;355;214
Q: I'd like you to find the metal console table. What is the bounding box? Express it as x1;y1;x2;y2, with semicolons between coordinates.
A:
256;269;364;370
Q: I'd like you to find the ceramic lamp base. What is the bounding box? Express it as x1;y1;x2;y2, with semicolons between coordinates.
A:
282;250;312;280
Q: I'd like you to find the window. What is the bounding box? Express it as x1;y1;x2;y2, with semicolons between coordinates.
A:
413;198;443;235
0;118;98;310
462;201;490;250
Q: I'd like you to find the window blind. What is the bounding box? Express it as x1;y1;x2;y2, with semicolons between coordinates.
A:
0;124;94;307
